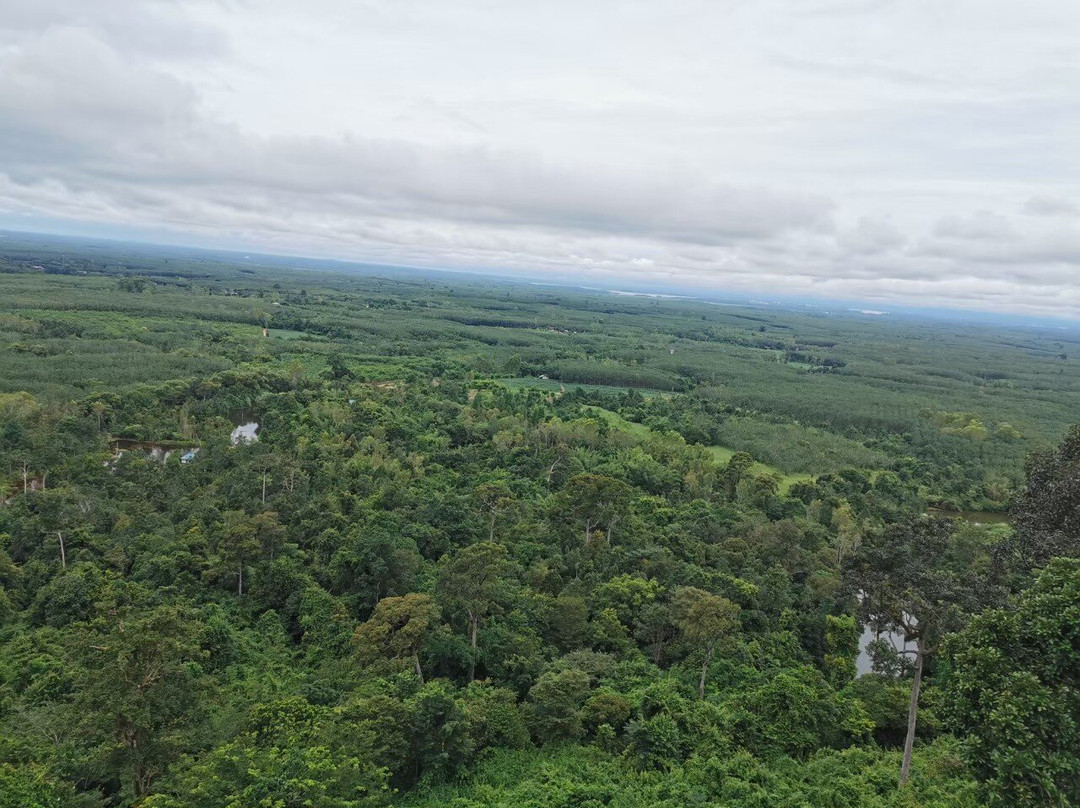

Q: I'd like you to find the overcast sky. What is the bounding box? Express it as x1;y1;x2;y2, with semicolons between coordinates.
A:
0;1;1078;316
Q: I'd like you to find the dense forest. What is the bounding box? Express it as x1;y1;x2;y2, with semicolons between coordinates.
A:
1;233;1078;807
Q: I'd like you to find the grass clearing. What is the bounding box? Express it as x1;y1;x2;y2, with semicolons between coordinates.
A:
585;406;818;494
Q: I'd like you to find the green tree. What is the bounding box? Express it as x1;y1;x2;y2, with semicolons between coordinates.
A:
722;451;755;499
354;593;440;683
0;764;74;808
671;586;739;698
943;559;1080;808
211;510;262;595
823;614;860;688
845;516;995;786
1011;424;1080;567
462;682;530;751
564;474;633;547
326;352;354;381
407;681;473;781
73;601;205;802
736;666;871;758
330;528;421;613
147;697;388;808
435;542;516;682
526;668;591;744
634;601;676;666
473;481;514;542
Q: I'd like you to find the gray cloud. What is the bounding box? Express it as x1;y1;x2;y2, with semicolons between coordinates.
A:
932;212;1019;242
1023;195;1079;218
0;0;1078;318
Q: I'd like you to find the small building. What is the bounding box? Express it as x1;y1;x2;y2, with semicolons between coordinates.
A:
180;449;199;464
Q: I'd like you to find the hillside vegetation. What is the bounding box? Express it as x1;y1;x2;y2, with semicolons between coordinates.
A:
0;234;1078;807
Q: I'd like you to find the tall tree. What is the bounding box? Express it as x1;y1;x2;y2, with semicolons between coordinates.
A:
211;510;261;595
672;586;740;698
722;452;755;500
73;602;204;802
435;542;516;682
473;482;514;542
32;487;88;569
564;474;633;547
845;516;996;786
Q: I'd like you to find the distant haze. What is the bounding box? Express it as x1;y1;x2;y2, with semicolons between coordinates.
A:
0;1;1077;317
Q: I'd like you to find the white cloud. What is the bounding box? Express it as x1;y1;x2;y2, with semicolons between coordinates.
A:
0;0;1078;317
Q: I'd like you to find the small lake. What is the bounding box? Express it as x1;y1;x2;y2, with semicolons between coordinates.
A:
927;507;1010;525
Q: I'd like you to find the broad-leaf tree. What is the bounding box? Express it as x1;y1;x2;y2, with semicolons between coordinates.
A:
564;474;633;547
73;601;205;802
943;558;1080;808
671;586;739;698
845;516;996;786
354;592;440;683
473;481;514;542
435;542;516;682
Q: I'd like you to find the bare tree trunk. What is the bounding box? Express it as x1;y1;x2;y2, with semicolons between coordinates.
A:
22;463;28;494
468;612;479;682
489;510;496;542
698;640;716;699
237;566;243;596
57;532;66;569
606;516;621;547
899;637;924;786
413;651;424;685
546;458;560;485
133;761;153;801
262;471;267;504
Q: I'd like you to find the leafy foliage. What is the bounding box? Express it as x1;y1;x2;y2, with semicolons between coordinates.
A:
0;237;1074;806
944;559;1080;808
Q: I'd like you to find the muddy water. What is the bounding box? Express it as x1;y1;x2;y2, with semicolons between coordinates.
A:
927;507;1010;525
109;438;198;462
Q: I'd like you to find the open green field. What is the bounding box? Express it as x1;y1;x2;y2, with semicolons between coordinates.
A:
583;405;814;493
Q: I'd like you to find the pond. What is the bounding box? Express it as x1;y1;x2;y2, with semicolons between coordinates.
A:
927;507;1010;525
108;439;199;463
230;422;259;445
229;408;260;445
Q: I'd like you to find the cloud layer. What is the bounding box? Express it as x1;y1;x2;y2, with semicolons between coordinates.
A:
0;0;1078;316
